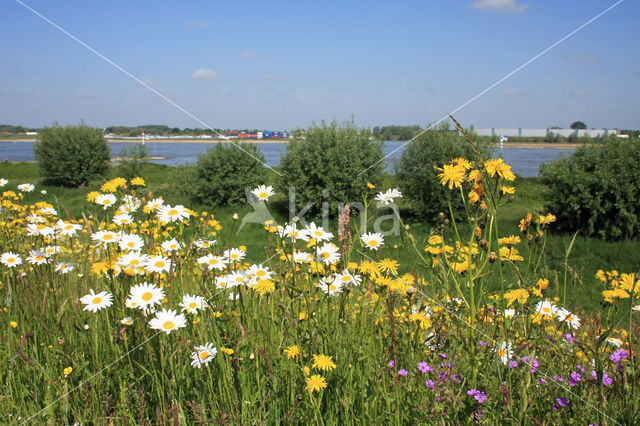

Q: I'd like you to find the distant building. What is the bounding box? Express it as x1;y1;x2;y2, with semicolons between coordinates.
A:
474;128;619;138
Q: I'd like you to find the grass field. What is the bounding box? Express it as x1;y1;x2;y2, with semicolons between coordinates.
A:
1;161;638;423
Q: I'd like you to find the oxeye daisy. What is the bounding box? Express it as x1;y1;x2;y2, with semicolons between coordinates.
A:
17;183;35;192
317;276;343;296
129;282;165;309
197;254;228;271
194;239;216;249
375;188;403;205
190;343;217;368
247;264;273;281
495;341;513;365
316;243;340;265
180;294;208;314
26;223;55;237
56;220;82;237
157;204;190;223
146;255;171;274
305;223;334;242
91;230;120;246
556;308;581;330
43;245;61;257
224;248;246;262
145;197;164;211
117;252;149;274
312;354;337;372
1;252;22;268
79;289;113;313
161;238;181;252
251;185;275;202
26;250;48;265
0;178;7;187
118;234;145;251
148;309;187;335
95;193;117;209
112;213;134;226
334;270;361;286
535;300;557;318
55;262;74;274
361;232;384;251
293;250;313;264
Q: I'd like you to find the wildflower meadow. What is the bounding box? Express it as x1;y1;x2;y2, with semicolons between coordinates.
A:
1;139;639;424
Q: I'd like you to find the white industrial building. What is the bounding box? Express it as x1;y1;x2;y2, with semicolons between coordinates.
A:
474;128;619;138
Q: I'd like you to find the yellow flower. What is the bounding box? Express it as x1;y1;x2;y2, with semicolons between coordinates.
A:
9;321;17;328
220;347;235;355
504;289;530;306
537;278;549;291
499;247;524;262
428;235;443;245
253;279;275;295
130;177;146;186
367;182;375;189
312;354;337;372
378;258;399;275
284;345;300;359
298;312;308;321
91;261;110;276
306;375;327;393
63;367;73;376
484;158;516;181
303;366;311;376
498;235;521;246
500;186;516;195
437;164;466;190
86;191;101;202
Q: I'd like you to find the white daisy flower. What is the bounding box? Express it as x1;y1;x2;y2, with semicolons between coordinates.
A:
118;233;145;251
157;204;190;223
0;178;7;187
375;188;402;206
278;223;310;242
495;341;513;365
43;245;61;257
247;264;273;281
149;309;187;335
79;289;113;313
292;250;313;264
27;214;45;224
334;270;361;286
361;232;384;251
146;197;164;211
535;300;557;318
316;242;340;265
197;254;228;271
224;248;245;263
0;252;22;268
180;294;208;314
190;343;217;368
112;213;134;226
227;271;247;287
91;230;120;246
317;276;343;296
117;252;149;274
56;220;82;237
305;223;334;242
26;223;55;237
251;185;275;202
161;238;181;252
604;337;622;347
215;275;231;289
146;255;171;274
17;183;35;192
504;308;516;319
129;282;165;309
121;317;134;325
40;207;57;216
55;262;74;274
118;195;141;213
194;239;216;249
95;194;117;209
26;250;48;265
633;305;640;311
556;308;581;330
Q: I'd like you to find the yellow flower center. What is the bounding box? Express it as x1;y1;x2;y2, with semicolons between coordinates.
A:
127;242;135;248
162;321;175;330
256;270;266;277
189;302;197;309
8;257;15;263
103;234;113;240
259;192;268;198
130;260;140;266
342;276;351;282
199;351;210;360
142;292;153;301
168;209;178;216
36;256;44;261
368;240;378;247
92;297;102;304
498;349;506;357
209;259;218;265
314;231;323;236
155;261;165;268
321;252;330;259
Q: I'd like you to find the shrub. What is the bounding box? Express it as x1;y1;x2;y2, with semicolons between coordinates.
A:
279;121;385;217
116;143;148;180
34;123;110;187
540;137;640;240
189;143;268;207
395;123;488;220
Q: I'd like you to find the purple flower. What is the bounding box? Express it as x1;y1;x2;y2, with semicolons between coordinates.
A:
521;356;530;364
425;379;435;388
398;369;409;377
418;362;432;374
576;364;585;373
537;377;547;384
388;360;395;368
603;373;613;387
571;371;582;382
557;397;570;407
467;389;487;404
509;360;519;369
439;353;448;359
452;374;462;383
610;349;628;364
479;340;487;347
553;375;564;383
530;358;539;373
565;333;575;343
590;370;598;381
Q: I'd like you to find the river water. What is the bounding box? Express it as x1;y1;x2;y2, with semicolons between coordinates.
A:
0;141;574;178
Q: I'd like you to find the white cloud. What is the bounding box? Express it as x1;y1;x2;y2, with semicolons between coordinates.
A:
190;69;223;81
471;0;530;13
566;54;600;62
185;22;210;29
242;50;262;58
265;74;283;81
570;89;588;96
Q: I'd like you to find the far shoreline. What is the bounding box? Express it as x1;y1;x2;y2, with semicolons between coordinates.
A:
1;139;582;149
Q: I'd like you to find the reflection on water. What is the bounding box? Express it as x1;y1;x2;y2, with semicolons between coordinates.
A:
0;141;574;178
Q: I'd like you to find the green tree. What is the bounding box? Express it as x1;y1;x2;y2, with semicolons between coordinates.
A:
279;121;385;217
34;123;110;187
570;121;587;130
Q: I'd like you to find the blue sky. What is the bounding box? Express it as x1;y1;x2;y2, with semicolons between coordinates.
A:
1;0;638;130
